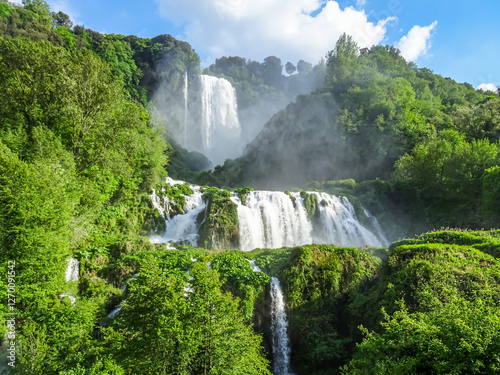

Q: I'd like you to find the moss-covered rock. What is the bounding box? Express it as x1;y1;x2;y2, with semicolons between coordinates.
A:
300;190;320;219
284;190;297;207
234;186;254;205
197;187;239;249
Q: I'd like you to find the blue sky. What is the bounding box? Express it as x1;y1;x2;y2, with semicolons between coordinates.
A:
40;0;499;89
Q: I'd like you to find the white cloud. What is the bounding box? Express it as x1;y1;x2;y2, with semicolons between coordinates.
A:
396;21;437;61
477;83;498;92
155;0;395;66
356;0;366;9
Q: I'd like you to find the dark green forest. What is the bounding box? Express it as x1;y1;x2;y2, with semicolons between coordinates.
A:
0;1;500;374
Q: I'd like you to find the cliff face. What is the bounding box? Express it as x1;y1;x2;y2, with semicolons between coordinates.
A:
223;91;396;190
237;93;341;189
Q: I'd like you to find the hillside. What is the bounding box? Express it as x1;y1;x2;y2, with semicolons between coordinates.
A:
0;2;500;375
202;36;500;231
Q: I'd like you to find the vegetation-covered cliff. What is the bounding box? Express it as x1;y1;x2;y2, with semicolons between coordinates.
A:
0;2;499;375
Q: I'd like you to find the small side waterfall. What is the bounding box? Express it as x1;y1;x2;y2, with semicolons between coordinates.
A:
149;178;206;247
270;277;293;375
65;258;79;283
60;258;79;305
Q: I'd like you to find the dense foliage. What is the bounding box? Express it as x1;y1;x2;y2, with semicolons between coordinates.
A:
205;34;500;231
1;3;500;375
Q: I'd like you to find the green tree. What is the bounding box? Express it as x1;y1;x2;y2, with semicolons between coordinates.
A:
51;10;72;28
297;59;312;75
105;257;271;374
326;33;360;89
285;61;296;75
0;136;77;310
394;130;499;225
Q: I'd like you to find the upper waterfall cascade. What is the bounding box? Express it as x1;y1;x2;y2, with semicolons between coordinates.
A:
198;75;241;153
149;179;388;251
167;74;242;166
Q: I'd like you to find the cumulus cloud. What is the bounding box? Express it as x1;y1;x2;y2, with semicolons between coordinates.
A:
477;83;498;92
396;21;437;61
155;0;395;66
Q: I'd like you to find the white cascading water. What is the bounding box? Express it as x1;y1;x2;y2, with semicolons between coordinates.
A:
183;71;189;146
65;258;79;283
197;75;241;165
231;192;312;251
107;273;139;319
149;178;206;247
60;258;79;305
363;208;389;245
270;277;293;375
247;260;293;373
232;191;387;251
313;193;384;248
248;260;262;273
149;179;387;251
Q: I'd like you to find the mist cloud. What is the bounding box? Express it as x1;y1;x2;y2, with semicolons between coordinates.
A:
396;20;437;62
477;83;498;92
155;0;395;65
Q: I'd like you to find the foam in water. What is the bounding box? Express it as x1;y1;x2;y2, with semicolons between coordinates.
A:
270;277;293;375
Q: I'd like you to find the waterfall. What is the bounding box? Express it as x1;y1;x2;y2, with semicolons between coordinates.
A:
65;258;79;283
183;71;189;146
248;260;262;273
149;179;388;251
233;191;387;251
270;277;293;375
313;193;385;248
149;178;206;247
232;191;312;251
60;258;79;305
107;303;123;318
197;75;241;165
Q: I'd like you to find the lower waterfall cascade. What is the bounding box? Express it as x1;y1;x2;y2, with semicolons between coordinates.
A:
149;178;388;251
65;257;79;283
270;277;294;375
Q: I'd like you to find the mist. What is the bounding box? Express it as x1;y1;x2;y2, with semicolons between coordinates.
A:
150;53;326;169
